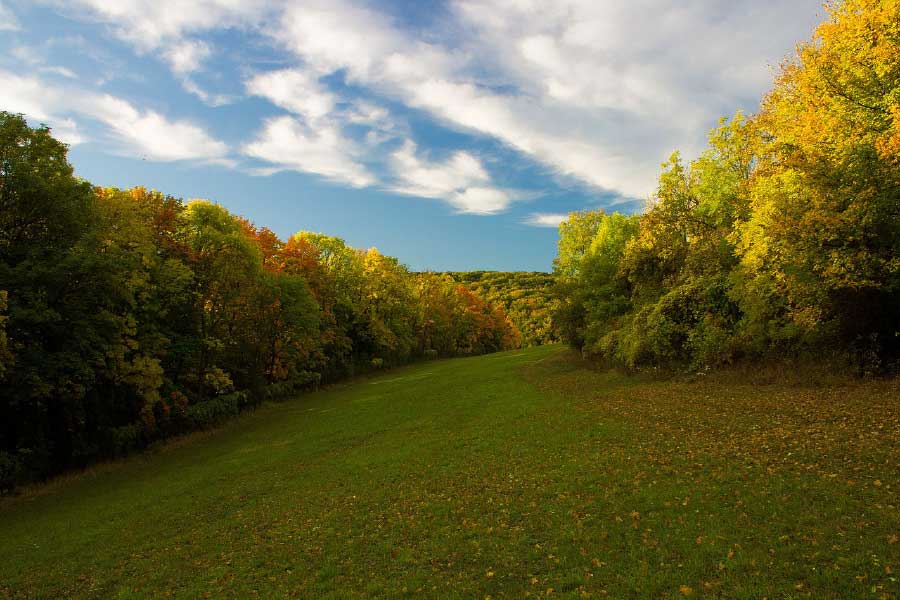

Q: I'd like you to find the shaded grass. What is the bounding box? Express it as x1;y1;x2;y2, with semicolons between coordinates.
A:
1;346;898;598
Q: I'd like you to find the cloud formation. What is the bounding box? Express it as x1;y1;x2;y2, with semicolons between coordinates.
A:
163;39;211;75
0;1;19;31
243;115;374;187
33;0;822;212
262;0;820;199
246;68;335;123
0;69;229;162
524;213;567;228
389;140;514;214
58;0;271;51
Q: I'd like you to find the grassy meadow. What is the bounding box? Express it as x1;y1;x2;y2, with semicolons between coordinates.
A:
2;346;898;598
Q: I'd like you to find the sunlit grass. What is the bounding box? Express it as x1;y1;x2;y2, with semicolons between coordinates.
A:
2;346;898;598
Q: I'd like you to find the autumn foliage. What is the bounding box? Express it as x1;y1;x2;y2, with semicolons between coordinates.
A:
0;114;519;489
553;0;900;373
446;271;559;346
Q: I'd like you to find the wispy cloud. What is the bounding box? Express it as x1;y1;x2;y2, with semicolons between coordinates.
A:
180;79;236;107
523;213;567;228
389;140;515;215
0;1;19;31
0;69;230;162
243;115;375;187
245;67;335;123
261;0;820;199
242;65;409;189
163;39;211;75
87;94;230;162
57;0;271;51
36;0;822;212
160;38;239;106
39;65;78;78
9;45;79;80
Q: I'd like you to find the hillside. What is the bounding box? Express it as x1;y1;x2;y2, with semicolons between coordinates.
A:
446;271;559;346
2;347;897;598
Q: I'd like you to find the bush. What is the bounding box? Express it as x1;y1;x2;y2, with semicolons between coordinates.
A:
0;451;22;494
687;314;736;369
109;423;145;457
185;393;242;429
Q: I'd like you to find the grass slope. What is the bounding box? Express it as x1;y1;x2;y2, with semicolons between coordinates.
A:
2;347;898;598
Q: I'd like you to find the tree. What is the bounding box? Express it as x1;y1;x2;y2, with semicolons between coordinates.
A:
553;210;607;278
180;201;263;395
736;0;900;360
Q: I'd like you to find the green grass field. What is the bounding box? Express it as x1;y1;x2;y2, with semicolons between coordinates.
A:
2;346;898;598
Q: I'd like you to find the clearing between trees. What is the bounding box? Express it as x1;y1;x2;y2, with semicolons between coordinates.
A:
2;346;898;598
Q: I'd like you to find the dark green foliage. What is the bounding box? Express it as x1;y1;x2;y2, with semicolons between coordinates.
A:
184;392;244;429
0;113;518;490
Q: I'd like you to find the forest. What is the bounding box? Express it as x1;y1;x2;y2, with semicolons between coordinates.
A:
552;0;900;374
0;116;520;489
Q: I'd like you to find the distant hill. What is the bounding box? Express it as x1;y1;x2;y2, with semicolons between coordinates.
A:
444;271;559;346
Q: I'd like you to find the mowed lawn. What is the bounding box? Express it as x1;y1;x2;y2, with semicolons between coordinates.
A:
2;346;899;599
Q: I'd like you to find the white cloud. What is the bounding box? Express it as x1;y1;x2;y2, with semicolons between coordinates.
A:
40;65;78;78
58;0;272;51
245;68;335;123
243;115;374;187
389;140;513;214
9;45;78;81
180;78;235;107
0;1;19;31
57;0;272;106
261;0;653;196
524;213;567;228
163;39;211;75
0;69;229;162
160;39;240;106
242;67;402;185
86;94;229;162
10;46;40;65
0;70;86;144
450;187;514;215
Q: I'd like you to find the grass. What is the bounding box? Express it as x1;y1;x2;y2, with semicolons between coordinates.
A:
1;345;898;598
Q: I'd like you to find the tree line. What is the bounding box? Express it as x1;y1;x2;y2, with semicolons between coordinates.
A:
0;113;520;490
552;0;900;374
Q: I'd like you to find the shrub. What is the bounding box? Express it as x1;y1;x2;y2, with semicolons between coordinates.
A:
109;423;144;457
0;451;22;494
185;393;242;429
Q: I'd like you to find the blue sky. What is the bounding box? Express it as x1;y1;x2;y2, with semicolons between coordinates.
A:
0;0;823;271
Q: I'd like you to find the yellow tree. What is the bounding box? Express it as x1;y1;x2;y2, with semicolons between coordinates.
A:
736;0;900;356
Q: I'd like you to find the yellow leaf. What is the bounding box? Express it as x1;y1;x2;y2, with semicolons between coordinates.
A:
679;585;693;596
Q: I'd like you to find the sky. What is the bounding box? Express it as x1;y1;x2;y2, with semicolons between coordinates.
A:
0;0;824;271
